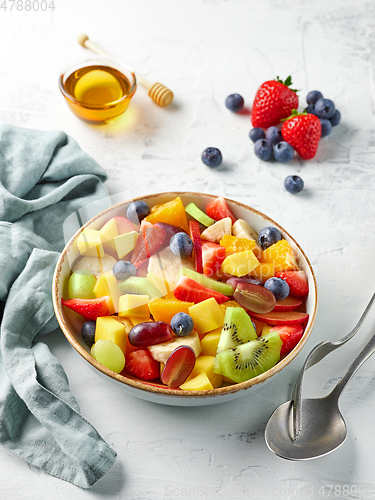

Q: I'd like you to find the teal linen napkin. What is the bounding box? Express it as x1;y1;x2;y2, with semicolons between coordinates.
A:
0;124;117;488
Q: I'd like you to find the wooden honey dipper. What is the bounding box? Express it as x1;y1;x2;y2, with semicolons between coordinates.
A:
77;34;173;107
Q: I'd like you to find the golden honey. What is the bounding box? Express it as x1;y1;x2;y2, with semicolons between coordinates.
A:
60;58;136;124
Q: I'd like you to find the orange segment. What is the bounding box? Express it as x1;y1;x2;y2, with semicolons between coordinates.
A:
259;240;299;273
148;297;194;324
219;235;257;254
144;197;189;233
250;262;275;283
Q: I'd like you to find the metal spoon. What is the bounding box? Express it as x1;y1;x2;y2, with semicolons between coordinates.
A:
265;317;375;460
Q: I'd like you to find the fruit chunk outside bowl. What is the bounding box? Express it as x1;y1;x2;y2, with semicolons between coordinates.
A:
52;192;318;407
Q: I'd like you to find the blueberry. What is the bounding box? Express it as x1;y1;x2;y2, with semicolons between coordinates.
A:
264;277;290;300
320;118;332;138
329;109;341;126
306;90;323;105
170;312;194;337
254;139;273;161
274;141;295;163
265;126;283;145
225;93;244;112
113;260;137;281
249;128;265;143
126;201;150;225
284;175;304;194
305;104;317;115
314;98;335;119
170;232;194;258
202;147;222;168
81;320;96;347
258;226;282;250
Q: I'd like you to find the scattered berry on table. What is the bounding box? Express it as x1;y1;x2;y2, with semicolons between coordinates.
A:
251;76;299;129
314;98;335;119
258;226;282;250
225;93;244;112
306;90;323;105
170;232;194;258
284;175;304;194
126;201;150;225
265;126;283;145
329;109;341;126
254;139;273;161
249;127;265;143
264;277;290;300
274;141;295;163
320;118;332;138
81;320;96;347
281;111;321;160
170;312;194;337
202;147;222;168
113;260;137;281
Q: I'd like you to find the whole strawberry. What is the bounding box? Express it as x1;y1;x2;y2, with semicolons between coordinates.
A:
281;110;321;160
251;76;299;129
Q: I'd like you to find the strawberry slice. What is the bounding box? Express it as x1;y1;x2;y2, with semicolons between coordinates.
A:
249;310;309;326
275;270;309;297
270;325;304;356
174;275;229;304
125;350;160;381
131;221;165;265
201;241;226;277
189;220;203;274
273;295;303;312
206;197;236;224
61;296;110;320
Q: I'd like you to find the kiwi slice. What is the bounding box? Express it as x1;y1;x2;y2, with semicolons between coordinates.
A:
180;267;234;296
213;331;282;383
118;277;162;299
217;306;257;352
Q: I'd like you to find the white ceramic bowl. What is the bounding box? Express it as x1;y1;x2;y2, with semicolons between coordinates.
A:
52;192;318;406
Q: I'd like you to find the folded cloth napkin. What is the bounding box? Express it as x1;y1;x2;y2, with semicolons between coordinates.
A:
0;124;117;488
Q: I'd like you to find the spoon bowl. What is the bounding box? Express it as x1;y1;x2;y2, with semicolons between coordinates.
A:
265;397;347;460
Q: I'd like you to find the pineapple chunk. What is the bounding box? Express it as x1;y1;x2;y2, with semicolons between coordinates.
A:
186;355;223;388
95;316;127;355
93;273;121;314
200;327;222;356
118;294;150;317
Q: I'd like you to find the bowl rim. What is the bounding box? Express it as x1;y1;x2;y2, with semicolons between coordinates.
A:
52;191;318;399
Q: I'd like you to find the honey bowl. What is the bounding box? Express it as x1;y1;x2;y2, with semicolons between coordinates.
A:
59;56;137;124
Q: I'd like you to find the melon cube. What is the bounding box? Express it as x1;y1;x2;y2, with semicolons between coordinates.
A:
180;372;213;391
77;229;104;257
188;297;225;335
118;294;150;317
200;327;222;356
114;231;139;259
95;316;127;355
187;355;223;388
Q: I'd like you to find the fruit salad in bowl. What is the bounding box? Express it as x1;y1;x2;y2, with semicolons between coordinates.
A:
52;192;317;406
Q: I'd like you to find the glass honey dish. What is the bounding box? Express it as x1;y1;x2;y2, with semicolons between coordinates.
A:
59;56;137;124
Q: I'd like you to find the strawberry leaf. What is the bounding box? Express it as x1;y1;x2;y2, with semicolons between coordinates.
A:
276;75;298;93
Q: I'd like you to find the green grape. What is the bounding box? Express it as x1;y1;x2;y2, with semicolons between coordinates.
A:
94;340;125;373
68;270;96;299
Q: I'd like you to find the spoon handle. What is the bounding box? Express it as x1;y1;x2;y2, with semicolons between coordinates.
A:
330;329;375;401
292;291;375;439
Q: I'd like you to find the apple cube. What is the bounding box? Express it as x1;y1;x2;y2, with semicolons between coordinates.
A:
77;229;104;257
114;231;139;259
